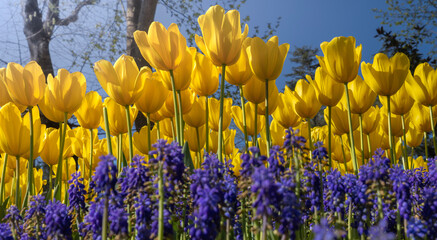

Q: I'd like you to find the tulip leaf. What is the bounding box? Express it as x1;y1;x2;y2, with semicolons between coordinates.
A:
0;197;9;219
182;141;194;172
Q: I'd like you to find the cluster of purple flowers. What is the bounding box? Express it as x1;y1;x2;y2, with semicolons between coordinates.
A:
0;132;436;239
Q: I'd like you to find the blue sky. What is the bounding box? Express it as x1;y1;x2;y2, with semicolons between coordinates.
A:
155;0;389;90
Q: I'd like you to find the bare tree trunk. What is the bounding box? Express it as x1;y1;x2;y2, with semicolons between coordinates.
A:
126;0;158;131
21;0;96;128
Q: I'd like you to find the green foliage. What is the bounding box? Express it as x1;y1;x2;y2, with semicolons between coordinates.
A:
375;26;436;70
285;45;319;90
373;0;437;58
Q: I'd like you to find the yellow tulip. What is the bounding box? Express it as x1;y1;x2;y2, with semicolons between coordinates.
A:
326;103;359;136
184;125;206;152
410;103;437;133
100;97;138;136
75;91;103;129
408;62;437;106
33;168;46;194
411;156;427;170
46;68;86;114
195;5;248;66
309;67;344;107
342;75;376;114
52;157;76;182
0;103;30;157
39;88;71;123
183;96;206;128
406;121;423;148
224;129;236;155
269;119;286;147
246;36;289;81
243;76;277;104
160;118;176;138
4;61;46;107
208;97;232;132
71;127;97;159
231;102;265;137
208;130;219;153
293;78;322;119
158;47;196;91
134;22;187;71
164;88;196;115
369;125;391;151
133;126;158;155
135;70;169;115
191;53;219;96
230;151;242;177
362;106;380;135
256;84;279;115
41;128;73;166
317;36;362;83
149;108;167;123
5;155;27;175
94;55;145;106
388;82;414;115
351;130;370;160
0;68;15;107
361;52;410;96
156;98;174;119
272;88;301;129
225;38;253;86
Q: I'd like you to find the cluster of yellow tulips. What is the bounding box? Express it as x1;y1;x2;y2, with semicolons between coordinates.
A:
0;5;435;209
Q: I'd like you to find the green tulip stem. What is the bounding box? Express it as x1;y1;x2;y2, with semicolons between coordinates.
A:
254;103;258;147
367;134;372;159
386;96;396;164
0;153;8;204
307;119;313;158
125;105;134;163
344;83;358;175
240;86;249;153
169;70;181;145
102;195;109;240
429;105;437;153
176;90;185;143
27;106;34;198
359;114;365;165
15;155;20;208
157;121;161;140
147;113;152;159
205;97;209;153
103;107;113;155
410;147;414;169
48;164;52;201
401;115;409;169
55;113;68;201
158;160;164;240
217;64;226;163
117;134;122;171
265;80;271;157
89;128;93;183
328;106;332;169
340;135;348;174
196;127;201;168
170;118;176;140
424;132;429;160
